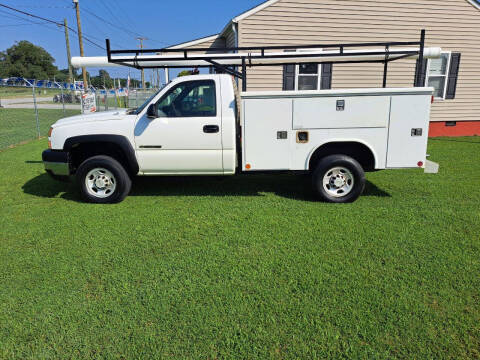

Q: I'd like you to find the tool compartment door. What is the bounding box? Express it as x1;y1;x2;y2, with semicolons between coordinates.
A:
292;96;390;129
242;98;292;170
387;95;431;168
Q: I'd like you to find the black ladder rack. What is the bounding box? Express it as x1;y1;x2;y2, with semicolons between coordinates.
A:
105;30;427;91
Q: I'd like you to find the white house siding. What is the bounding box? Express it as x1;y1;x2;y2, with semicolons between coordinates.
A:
168;36;226;51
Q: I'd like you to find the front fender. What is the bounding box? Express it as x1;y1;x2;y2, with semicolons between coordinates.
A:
63;134;139;175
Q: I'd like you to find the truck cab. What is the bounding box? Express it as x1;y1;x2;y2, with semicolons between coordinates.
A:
134;75;237;175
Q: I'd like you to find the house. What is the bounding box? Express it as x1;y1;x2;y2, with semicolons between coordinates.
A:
168;0;480;137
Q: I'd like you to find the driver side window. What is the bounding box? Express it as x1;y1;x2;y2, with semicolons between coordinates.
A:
157;80;216;118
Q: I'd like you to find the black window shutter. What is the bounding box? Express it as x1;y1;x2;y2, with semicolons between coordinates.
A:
282;64;295;91
414;58;428;87
321;62;332;89
446;52;461;100
283;50;296;90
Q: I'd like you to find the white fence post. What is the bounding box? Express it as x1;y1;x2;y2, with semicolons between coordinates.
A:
32;84;41;138
60;86;66;115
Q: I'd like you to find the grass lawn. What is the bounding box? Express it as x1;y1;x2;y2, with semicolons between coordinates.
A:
0;108;80;150
0;87;60;99
0;137;479;359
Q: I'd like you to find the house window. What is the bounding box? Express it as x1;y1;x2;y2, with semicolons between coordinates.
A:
296;63;323;90
426;52;451;100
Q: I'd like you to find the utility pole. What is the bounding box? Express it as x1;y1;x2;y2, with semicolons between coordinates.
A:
136;37;147;88
63;18;74;84
73;0;88;90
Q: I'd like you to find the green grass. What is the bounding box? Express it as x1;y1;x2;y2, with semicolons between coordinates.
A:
0;88;60;99
0;108;80;150
0;137;479;359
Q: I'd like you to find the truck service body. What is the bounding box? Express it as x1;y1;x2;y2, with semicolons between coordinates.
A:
42;31;439;203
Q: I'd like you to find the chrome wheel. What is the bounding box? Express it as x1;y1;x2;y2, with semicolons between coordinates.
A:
85;168;116;198
322;166;354;198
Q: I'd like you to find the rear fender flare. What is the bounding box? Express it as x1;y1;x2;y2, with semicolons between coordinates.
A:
306;139;378;170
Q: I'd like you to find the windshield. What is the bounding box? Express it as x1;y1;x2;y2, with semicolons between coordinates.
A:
128;86;165;115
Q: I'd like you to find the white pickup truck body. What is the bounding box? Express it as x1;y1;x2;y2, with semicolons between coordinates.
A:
43;74;434;203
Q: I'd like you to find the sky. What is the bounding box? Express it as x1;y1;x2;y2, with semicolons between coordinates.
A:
0;0;266;83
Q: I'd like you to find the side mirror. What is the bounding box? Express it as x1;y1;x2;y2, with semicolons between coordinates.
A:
147;104;158;119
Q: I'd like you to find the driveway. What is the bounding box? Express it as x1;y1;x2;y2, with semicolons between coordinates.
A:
1;97;80;110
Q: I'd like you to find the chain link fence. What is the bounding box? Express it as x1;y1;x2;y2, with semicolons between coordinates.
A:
0;86;81;150
0;85;159;150
93;88;158;112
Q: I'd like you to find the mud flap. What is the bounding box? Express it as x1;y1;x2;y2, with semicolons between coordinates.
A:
424;160;439;174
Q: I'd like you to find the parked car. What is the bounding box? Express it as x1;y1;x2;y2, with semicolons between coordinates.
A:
53;93;81;104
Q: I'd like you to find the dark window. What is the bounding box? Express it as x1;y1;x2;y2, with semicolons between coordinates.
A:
298;63;319;90
299;63;318;74
157;80;216;117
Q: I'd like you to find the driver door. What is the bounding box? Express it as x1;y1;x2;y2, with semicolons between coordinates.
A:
134;79;223;174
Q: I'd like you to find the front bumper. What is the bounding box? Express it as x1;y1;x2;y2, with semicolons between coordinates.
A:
42;149;70;176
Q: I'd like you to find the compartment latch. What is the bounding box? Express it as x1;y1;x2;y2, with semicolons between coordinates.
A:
411;128;423;136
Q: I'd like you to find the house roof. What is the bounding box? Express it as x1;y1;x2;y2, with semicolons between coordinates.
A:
231;0;281;22
467;0;480;9
167;34;220;49
167;0;280;48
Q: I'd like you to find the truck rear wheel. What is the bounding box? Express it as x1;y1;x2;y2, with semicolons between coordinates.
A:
312;155;365;203
76;155;131;204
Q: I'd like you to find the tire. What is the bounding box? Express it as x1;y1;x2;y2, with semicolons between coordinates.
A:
312;154;365;203
76;155;131;204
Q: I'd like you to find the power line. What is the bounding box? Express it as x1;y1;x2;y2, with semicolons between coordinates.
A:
0;9;66;33
81;3;169;47
0;3;66;27
5;5;71;9
81;6;142;39
0;21;47;27
112;0;138;31
79;7;132;46
98;0;140;37
0;3;105;50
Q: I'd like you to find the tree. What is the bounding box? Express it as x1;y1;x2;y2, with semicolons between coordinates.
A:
54;69;71;82
0;41;58;79
177;70;192;77
90;69;114;88
177;68;199;77
54;68;80;83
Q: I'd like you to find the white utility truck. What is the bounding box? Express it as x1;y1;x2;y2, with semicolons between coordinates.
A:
42;31;439;203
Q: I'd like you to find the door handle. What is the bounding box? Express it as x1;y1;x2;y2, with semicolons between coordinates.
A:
203;125;219;133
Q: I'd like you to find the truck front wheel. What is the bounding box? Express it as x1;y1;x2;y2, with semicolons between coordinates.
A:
312;155;365;203
76;155;131;204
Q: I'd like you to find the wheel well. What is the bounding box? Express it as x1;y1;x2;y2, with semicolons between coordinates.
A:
69;142;132;174
308;142;376;171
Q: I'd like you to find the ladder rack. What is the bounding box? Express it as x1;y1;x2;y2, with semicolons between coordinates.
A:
102;30;430;91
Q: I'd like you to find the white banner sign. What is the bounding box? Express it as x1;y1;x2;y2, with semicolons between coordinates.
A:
82;93;96;113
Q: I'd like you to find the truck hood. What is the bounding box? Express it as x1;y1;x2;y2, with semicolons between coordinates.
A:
53;109;130;127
